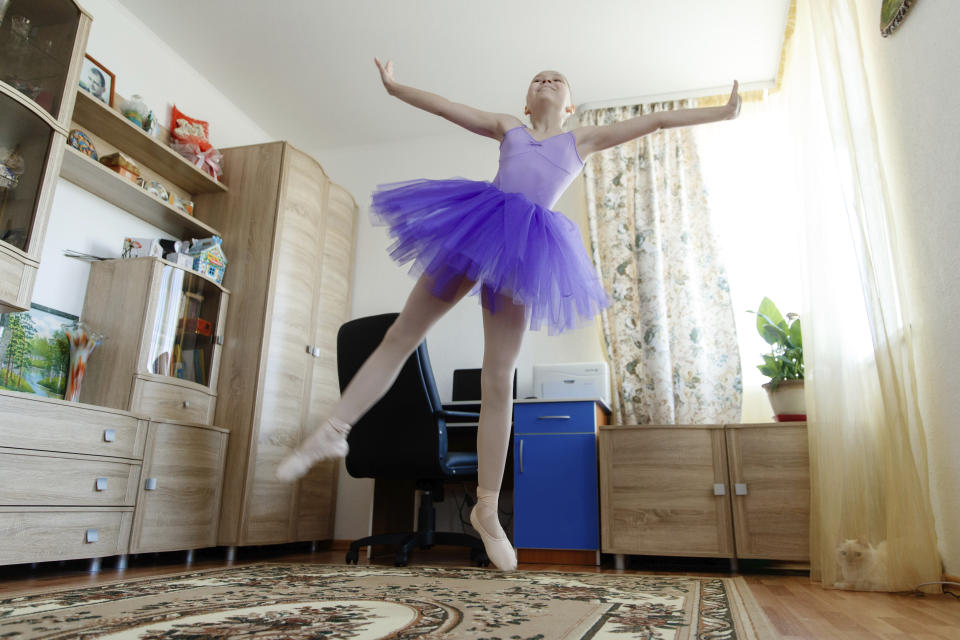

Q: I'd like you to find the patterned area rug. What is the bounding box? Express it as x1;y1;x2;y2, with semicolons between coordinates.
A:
0;563;776;639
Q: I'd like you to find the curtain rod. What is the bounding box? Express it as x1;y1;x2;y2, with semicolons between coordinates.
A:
576;79;775;112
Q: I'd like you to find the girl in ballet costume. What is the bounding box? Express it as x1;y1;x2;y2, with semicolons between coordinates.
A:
277;60;741;571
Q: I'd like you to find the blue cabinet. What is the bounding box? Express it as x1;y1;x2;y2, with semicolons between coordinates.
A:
512;400;607;552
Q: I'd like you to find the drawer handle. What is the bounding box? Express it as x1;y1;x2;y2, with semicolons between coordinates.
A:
145;477;158;491
95;477;108;491
182;400;191;409
735;483;749;496
103;429;116;442
86;528;99;543
536;415;571;420
305;344;321;357
713;483;726;496
215;335;224;345
519;439;524;473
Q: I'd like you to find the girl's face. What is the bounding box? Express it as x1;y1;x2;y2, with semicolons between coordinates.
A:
526;70;572;116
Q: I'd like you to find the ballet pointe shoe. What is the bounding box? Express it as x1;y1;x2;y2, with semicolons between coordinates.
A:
470;487;518;572
276;417;350;482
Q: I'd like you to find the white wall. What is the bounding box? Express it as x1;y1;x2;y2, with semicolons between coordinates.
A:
313;131;605;541
33;0;272;315
851;0;960;576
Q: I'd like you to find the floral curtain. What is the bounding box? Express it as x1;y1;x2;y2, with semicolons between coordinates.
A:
581;103;742;425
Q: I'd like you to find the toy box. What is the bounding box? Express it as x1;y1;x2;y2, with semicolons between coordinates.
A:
185;236;227;284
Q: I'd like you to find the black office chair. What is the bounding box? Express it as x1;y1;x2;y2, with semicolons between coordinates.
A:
338;313;489;567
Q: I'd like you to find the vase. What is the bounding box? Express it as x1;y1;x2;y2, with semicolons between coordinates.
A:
64;321;104;402
762;379;806;421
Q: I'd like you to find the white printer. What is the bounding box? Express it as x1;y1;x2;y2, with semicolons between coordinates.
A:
532;361;611;407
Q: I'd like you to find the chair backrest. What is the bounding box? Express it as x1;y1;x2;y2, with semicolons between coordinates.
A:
337;313;448;480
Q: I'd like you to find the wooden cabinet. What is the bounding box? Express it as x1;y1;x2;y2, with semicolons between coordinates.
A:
130;420;227;553
0;389;145;565
599;425;735;558
726;423;809;561
598;422;809;562
193;142;356;547
0;0;91;312
78;257;229;425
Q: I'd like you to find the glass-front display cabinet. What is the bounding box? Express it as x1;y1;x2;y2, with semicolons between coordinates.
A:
0;0;91;312
79;257;230;426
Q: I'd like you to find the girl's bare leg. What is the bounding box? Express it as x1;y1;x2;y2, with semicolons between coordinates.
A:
277;272;476;481
470;288;527;571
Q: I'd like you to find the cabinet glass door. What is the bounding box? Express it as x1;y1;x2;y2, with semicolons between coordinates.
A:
146;265;221;388
0;0;80;119
0;90;54;252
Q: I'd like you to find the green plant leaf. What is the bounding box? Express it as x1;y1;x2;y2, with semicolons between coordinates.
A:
788;318;802;349
756;311;789;346
758;297;785;328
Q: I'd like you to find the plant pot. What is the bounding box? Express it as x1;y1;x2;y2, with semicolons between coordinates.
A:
762;379;806;422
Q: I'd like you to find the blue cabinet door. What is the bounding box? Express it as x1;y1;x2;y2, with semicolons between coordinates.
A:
513;433;598;550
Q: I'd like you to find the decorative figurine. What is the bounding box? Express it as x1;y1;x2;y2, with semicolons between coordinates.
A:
0;146;24;190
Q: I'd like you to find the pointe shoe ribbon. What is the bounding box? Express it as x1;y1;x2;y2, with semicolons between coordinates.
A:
470;505;518;572
275;418;350;482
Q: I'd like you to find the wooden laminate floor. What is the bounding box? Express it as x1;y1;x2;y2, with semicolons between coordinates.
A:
0;545;957;639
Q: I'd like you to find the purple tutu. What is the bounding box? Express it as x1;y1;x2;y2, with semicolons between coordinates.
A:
370;178;611;334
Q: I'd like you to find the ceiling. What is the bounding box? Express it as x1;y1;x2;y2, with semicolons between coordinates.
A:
116;0;792;149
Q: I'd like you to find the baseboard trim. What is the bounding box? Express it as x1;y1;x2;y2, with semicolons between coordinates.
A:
330;540;352;551
517;548;599;566
944;573;960;591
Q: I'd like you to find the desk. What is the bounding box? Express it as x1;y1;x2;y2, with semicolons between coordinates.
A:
369;399;611;561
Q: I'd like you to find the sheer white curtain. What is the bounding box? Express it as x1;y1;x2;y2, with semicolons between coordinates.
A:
695;98;804;423
791;0;940;592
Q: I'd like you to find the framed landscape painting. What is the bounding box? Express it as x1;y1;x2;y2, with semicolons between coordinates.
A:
0;304;77;399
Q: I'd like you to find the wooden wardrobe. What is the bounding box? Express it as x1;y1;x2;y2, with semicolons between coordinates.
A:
194;142;357;548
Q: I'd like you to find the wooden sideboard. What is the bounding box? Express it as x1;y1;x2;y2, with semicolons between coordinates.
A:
0;390;227;568
599;422;809;567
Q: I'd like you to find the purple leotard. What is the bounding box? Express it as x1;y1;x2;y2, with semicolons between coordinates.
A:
493;126;584;209
371;126;609;335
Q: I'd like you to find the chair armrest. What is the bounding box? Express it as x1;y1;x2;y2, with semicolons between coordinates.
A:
438;409;481;420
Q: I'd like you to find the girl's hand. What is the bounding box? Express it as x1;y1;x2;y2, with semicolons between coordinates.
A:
375;57;397;94
726;80;741;119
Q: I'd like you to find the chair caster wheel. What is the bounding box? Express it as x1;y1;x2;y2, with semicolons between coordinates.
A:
473;549;490;567
394;556;409;567
345;549;359;565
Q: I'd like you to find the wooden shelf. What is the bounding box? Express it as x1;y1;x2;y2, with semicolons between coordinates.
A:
60;146;222;239
72;89;227;195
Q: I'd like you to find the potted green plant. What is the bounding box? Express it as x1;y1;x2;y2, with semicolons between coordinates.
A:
750;297;805;421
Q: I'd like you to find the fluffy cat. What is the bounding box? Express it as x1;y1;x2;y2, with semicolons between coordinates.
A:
835;538;888;589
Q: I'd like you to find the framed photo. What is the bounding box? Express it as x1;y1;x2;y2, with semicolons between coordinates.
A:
0;303;77;399
881;0;916;37
78;53;115;107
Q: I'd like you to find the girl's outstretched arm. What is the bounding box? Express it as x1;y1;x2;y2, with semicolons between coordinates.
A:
375;58;520;140
576;81;741;156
